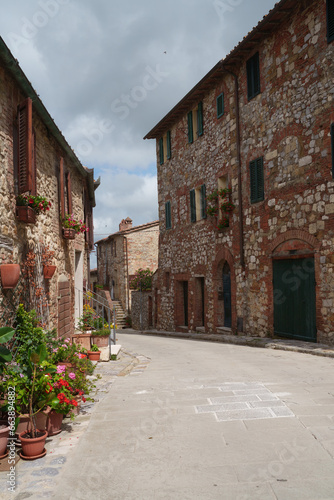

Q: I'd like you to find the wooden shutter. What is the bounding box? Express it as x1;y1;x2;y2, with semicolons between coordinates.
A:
17;98;33;193
327;0;334;42
247;52;260;100
66;172;73;214
187;111;193;143
217;93;224;118
190;189;196;222
250;157;264;203
200;184;207;219
159;137;164;165
197;102;203;136
165;201;171;229
331;123;334;178
167;130;171;160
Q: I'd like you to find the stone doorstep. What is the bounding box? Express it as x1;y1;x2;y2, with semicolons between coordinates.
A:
99;344;122;361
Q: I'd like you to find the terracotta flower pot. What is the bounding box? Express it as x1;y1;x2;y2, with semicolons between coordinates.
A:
91;335;109;347
62;228;76;240
0;425;10;457
47;410;63;436
0;264;20;289
19;429;48;459
16;205;36;224
43;265;56;279
87;350;101;361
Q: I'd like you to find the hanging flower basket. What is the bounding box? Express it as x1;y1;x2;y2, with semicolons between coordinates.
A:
62;228;76;240
0;264;20;289
16;206;36;224
43;265;56;279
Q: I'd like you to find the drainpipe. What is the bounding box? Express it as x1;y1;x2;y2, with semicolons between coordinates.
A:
124;236;130;313
222;66;245;268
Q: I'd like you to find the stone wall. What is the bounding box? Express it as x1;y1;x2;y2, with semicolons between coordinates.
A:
0;53;93;334
131;290;153;330
154;0;334;344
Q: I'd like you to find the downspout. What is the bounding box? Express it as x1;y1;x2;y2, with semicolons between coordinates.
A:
222;66;245;268
124;236;130;313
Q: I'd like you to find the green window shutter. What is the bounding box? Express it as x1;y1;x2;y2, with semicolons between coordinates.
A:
247;52;260;101
327;0;334;43
187;111;193;143
331;123;334;178
165;201;171;229
159;137;164;165
200;184;207;219
197;101;203;137
167;130;172;159
250;157;264;203
217;93;224;118
190;189;196;222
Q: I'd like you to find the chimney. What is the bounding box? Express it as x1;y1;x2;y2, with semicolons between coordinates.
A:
119;217;133;231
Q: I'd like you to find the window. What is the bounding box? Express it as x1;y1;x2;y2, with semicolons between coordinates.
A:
187;102;203;143
159;137;164;165
165;201;172;229
331;123;334;178
250;157;264;203
17;97;36;194
217;93;224;118
167;130;172;159
246;52;260;100
59;157;73;217
190;184;207;222
187;111;193;143
327;0;334;43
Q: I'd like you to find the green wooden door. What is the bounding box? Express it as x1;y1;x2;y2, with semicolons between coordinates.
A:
273;258;316;342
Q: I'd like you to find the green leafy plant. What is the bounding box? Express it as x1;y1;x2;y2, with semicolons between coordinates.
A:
90;344;100;352
15;305;47;365
129;268;153;291
0;327;15;370
16;194;51;214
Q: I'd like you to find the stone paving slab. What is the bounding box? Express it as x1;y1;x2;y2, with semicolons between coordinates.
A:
195;382;295;422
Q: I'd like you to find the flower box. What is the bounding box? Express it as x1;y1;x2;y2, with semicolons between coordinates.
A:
16;206;36;224
62;228;76;240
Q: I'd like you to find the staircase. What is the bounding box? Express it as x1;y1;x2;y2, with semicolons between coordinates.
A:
94;290;128;329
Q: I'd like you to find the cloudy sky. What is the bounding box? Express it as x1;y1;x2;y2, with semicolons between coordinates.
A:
0;0;277;264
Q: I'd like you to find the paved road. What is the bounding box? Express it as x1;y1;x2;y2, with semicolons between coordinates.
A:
52;333;334;500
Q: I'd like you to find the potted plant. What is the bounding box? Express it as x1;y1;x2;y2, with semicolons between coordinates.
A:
91;328;112;348
0;264;20;290
87;344;101;361
61;214;88;239
18;345;55;459
41;246;56;279
16;194;51;224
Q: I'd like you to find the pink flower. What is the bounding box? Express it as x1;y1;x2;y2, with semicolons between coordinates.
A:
56;365;66;373
64;338;70;343
68;372;76;380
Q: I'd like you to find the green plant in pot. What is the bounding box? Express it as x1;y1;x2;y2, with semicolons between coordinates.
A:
87;344;101;362
18;344;55;459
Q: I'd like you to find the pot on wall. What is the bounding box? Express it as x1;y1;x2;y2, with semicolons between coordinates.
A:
91;335;109;348
0;264;20;289
62;228;76;240
16;206;36;224
87;350;101;361
43;265;56;279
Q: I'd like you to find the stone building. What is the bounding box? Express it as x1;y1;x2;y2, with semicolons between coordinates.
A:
144;0;334;344
0;36;99;337
96;218;159;315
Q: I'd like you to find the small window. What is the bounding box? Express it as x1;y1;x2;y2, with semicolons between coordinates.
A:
187;111;193;143
217;93;224;118
331;123;334;178
197;101;203;137
159;137;164;165
250;157;264;203
246;52;260;101
327;0;334;43
190;189;196;222
167;130;172;159
17;97;35;194
165;201;172;229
